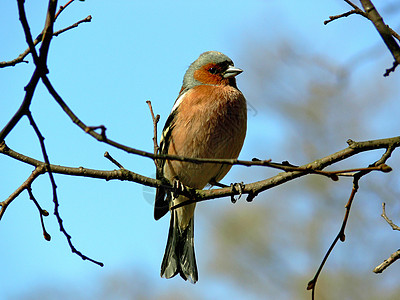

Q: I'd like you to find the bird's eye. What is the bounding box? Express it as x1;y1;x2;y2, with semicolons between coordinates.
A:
208;67;218;74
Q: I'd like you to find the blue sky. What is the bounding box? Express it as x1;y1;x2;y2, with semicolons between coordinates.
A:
1;1;400;299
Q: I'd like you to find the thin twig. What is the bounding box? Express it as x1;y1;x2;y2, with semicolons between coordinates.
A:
18;0;103;266
324;0;400;76
307;177;359;299
27;112;103;266
359;0;400;69
27;186;51;241
55;0;75;20
0;141;161;189
372;203;400;273
384;61;399;77
0;0;42;141
306;146;396;299
381;202;400;231
373;249;400;273
2;136;400;206
19;0;85;261
344;0;362;11
0;165;45;221
0;15;92;68
324;9;364;25
53;15;92;36
85;125;107;140
17;0;40;66
146;100;160;157
104;151;125;169
21;75;400;171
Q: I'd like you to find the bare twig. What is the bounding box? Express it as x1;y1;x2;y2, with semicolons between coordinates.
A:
0;15;92;68
359;0;400;73
344;0;362;11
0;141;161;189
307;176;360;299
27;111;103;266
0;165;45;221
381;202;400;231
324;9;365;25
306;145;396;299
27;187;51;241
2;136;400;210
383;61;399;77
85;125;107;140
146;100;160;158
104;151;125;169
324;0;400;76
373;249;400;273
0;0;43;141
55;0;75;20
372;203;400;273
53;15;92;36
20;76;400;172
13;0;104;267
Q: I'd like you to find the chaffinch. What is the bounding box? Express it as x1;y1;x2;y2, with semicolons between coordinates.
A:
154;51;247;283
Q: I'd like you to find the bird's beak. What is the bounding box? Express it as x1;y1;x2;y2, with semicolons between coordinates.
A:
222;65;243;78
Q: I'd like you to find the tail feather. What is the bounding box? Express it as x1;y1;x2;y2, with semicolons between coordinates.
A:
160;210;198;283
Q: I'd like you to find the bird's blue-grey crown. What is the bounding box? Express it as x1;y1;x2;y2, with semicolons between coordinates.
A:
182;51;235;90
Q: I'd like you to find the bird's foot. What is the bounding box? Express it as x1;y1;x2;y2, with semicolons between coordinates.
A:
230;182;245;203
172;178;186;198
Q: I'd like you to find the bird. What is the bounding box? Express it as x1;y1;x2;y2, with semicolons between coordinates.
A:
154;51;247;283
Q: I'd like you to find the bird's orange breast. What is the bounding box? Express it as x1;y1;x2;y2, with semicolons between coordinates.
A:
163;84;247;189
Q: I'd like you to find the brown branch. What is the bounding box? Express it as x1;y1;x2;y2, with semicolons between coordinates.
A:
344;0;362;10
307;176;360;299
324;9;365;25
0;165;45;221
372;203;400;273
38;0;57;67
55;0;75;20
12;0;104;267
306;145;395;299
53;15;92;37
324;0;400;76
34;74;291;167
27;186;51;241
383;61;399;77
26;111;103;267
0;15;92;68
17;0;41;66
146;100;160;157
373;249;400;274
23;75;400;174
0;0;44;142
0;141;161;189
359;0;400;72
381;202;400;231
104;151;125;169
2;133;400;210
85;125;107;140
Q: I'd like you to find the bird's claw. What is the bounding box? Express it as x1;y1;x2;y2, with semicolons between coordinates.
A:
172;178;185;198
230;182;244;203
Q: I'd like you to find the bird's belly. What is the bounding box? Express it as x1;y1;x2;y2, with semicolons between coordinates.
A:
164;107;246;189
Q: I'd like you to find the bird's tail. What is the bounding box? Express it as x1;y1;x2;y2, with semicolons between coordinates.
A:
160;209;198;283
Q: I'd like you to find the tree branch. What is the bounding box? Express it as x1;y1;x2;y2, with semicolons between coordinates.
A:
373;203;400;274
373;249;400;274
0;165;45;221
324;0;400;76
359;0;400;70
0;15;91;68
2;136;399;210
306;144;396;299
